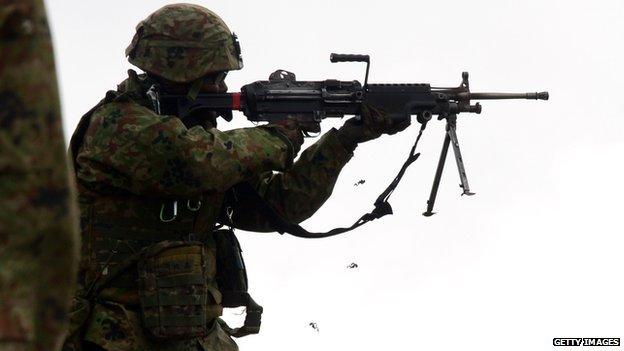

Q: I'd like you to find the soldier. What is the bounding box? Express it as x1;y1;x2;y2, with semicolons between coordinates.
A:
64;4;408;351
0;1;80;350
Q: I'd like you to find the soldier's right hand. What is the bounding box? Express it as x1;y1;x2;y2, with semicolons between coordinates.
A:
268;117;319;155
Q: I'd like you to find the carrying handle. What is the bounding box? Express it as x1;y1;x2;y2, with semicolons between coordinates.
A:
330;53;370;63
330;53;371;94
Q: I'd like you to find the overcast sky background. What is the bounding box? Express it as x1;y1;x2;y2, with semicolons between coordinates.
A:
47;1;624;350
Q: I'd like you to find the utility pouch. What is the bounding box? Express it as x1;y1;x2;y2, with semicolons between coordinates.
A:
138;240;220;340
214;229;263;337
214;229;248;295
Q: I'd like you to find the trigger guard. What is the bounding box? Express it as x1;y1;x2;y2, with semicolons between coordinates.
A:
303;130;321;138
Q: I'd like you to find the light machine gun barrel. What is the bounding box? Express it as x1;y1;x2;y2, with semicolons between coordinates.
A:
457;92;549;100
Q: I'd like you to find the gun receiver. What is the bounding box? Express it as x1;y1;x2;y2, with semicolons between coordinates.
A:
158;54;548;217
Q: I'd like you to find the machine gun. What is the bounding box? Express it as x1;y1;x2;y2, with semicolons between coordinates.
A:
156;54;548;233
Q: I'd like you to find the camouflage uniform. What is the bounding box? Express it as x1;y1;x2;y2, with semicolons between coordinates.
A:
65;70;354;351
63;6;354;351
0;1;80;350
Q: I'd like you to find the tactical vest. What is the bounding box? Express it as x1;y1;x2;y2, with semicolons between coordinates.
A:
78;190;222;298
70;73;261;340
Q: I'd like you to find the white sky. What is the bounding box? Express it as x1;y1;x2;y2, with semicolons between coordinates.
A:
47;0;624;350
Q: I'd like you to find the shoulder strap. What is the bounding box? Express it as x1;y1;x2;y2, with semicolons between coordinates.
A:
232;124;426;239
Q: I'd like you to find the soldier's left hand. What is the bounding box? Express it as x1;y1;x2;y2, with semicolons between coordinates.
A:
337;103;411;149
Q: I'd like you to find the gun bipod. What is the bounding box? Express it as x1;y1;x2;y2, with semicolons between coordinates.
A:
422;114;474;217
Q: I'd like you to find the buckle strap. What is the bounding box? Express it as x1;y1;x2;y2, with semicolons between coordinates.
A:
143;313;206;328
141;293;207;307
219;293;263;338
156;273;205;288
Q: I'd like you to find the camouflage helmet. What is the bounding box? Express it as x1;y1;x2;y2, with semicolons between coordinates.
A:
125;4;243;83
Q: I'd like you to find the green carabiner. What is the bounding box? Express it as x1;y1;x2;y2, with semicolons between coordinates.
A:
187;199;202;211
159;201;178;222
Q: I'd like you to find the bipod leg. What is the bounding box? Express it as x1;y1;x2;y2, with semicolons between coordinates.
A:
423;132;451;216
447;117;475;196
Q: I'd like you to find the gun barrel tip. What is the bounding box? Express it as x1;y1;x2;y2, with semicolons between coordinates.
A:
539;91;549;100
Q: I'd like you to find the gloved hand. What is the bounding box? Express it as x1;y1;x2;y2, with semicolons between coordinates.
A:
268;117;321;155
337;103;411;151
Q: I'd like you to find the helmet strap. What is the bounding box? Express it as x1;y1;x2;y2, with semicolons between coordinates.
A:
186;77;204;101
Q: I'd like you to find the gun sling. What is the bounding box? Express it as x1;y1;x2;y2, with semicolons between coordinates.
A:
231;124;426;239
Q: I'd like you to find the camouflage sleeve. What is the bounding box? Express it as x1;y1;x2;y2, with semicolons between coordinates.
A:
77;102;294;197
229;128;353;232
0;1;80;350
